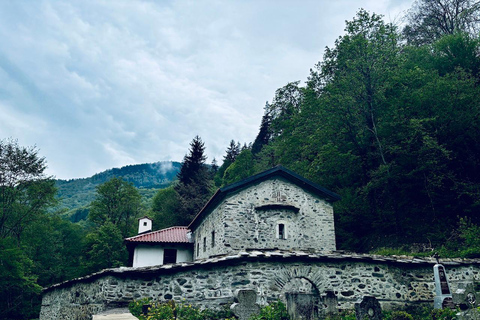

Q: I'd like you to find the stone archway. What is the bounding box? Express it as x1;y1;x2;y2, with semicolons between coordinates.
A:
283;277;320;320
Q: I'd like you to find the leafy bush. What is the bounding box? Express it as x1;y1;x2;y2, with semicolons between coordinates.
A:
129;299;234;320
128;298;153;318
250;301;290;320
325;310;356;320
429;308;457;320
129;299;463;320
201;305;234;320
438;218;480;258
388;311;414;320
147;302;176;320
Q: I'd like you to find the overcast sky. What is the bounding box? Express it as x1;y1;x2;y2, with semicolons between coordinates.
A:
0;0;414;179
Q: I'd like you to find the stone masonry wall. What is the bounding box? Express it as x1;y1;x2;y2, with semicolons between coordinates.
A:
40;253;480;320
194;178;336;259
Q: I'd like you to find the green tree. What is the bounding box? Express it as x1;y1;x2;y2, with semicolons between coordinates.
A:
177;136;208;185
251;104;273;155
403;0;480;45
89;177;142;238
267;81;303;139
224;140;241;163
0;237;41;319
222;149;256;186
151;186;181;229
83;221;128;273
0;139;56;242
0;139;57;319
175;136;213;225
23;214;85;286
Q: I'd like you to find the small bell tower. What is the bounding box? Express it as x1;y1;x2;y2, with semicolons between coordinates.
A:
138;216;152;234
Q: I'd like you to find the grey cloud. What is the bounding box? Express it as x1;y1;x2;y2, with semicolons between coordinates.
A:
0;0;414;179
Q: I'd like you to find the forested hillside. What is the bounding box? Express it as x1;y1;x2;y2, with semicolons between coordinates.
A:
55;162;181;222
212;5;480;254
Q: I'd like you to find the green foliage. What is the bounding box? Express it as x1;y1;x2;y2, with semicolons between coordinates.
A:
252;104;272;155
83;179;137;273
457;218;480;257
129;298;153;318
129;299;234;320
175;136;214;225
371;247;416;256
89;177;142;238
243;8;480;252
0;139;57;241
324;310;356;320
325;308;456;320
387;311;414;320
151;185;182;229
403;0;480;45
428;308;457;320
23;214;86;286
250;301;290;320
0;139;61;318
222;149;256;186
438;217;480;258
0;237;41;319
83;221;128;273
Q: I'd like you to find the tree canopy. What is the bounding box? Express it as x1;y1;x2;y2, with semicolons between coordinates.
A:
89;177;142;238
404;0;480;45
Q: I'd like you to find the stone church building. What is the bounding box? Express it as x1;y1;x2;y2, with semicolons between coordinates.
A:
125;165;340;268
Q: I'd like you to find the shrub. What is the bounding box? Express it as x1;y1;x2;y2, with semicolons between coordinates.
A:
147;302;176;320
429;308;457;320
202;305;235;320
389;311;413;320
325;309;356;320
128;297;153;318
129;299;235;320
250;301;290;320
176;303;204;320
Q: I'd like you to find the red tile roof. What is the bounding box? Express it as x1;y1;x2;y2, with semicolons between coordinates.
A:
125;226;191;244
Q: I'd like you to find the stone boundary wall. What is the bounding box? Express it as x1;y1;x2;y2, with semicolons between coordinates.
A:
40;252;480;320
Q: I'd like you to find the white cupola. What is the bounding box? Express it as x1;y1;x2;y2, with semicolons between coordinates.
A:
138;216;153;234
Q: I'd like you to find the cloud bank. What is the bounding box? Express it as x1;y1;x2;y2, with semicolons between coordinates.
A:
0;0;413;179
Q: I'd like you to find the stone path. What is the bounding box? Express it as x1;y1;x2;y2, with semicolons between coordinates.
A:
92;314;137;320
92;308;138;319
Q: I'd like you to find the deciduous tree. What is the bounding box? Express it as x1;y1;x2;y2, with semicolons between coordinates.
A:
403;0;480;45
0;139;56;242
88;177;141;238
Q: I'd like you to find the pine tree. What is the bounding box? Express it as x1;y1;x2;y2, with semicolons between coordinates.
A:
174;136;213;225
210;158;219;177
223;140;241;163
252;104;273;154
177;136;207;185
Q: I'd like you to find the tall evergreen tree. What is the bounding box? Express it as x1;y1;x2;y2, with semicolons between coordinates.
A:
175;136;213;224
252;104;273;155
210;158;219;177
177;136;208;185
223;140;241;163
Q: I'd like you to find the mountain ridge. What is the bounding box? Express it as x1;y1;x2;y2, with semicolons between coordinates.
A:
55;161;182;220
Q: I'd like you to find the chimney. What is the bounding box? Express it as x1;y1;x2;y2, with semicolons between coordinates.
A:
138;216;152;234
